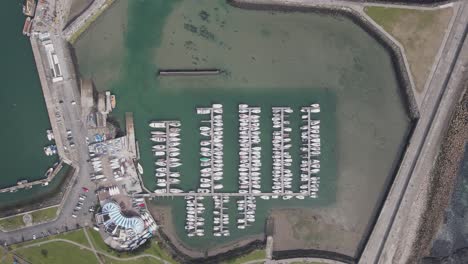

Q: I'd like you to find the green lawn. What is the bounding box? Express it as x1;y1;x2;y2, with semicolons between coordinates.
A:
221;250;266;264
100;254;164;264
31;206;58;223
87;228;113;253
0;207;58;232
0;215;25;231
11;229;90;249
15;241;99;264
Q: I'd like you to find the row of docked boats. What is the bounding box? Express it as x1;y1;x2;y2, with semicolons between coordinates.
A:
236;196;256;229
213;195;230;236
238;104;262;195
149;121;183;194
271;107;295;200
300;104;321;198
185;194;205;237
197;104;224;193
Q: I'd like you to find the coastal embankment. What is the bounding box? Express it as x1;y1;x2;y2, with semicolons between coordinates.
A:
413;88;467;263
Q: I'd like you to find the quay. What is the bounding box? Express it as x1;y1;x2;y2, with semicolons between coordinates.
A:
137;192;315;198
0;161;65;193
158;69;221;76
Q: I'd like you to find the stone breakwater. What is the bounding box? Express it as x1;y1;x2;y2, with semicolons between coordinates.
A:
228;0;420;120
413;90;468;263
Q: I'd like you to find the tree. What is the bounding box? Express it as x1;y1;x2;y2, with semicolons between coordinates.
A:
41;249;48;257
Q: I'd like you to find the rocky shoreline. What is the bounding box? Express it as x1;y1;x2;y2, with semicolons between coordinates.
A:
410;88;467;263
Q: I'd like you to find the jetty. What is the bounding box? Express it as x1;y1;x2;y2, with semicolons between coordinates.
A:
158;69;221;76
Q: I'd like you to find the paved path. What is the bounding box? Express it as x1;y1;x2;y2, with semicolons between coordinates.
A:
84;228;103;264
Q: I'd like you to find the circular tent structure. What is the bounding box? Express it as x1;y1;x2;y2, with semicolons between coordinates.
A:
102;201;145;234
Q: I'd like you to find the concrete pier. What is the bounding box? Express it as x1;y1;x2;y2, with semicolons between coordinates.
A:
30;37;70;162
0;161;64;193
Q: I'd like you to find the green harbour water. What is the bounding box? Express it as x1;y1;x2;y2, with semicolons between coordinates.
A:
74;0;411;255
0;0;60;207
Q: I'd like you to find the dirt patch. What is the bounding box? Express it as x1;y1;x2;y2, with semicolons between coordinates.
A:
271;208;361;257
365;6;453;94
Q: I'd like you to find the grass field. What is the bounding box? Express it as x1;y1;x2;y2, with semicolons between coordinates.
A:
365;6;453;93
30;207;58;223
0;214;25;231
221;250;266;264
0;207;58;232
99;254;164;264
15;241;99;264
11;229;90;249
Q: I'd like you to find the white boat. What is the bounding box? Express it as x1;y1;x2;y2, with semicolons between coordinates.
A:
151;131;165;135
154;189;166;193
157;182;167;187
151;137;166;142
153;145;166;150
169;122;181;127
170;163;182;168
200;126;210;132
200;183;211;188
149;122;165;128
170;188;183;193
137;163;144;174
154;151;165;156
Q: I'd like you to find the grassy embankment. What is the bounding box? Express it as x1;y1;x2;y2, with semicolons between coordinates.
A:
221;250;266;264
364;6;453;94
68;0;116;44
0;206;58;231
15;242;98;264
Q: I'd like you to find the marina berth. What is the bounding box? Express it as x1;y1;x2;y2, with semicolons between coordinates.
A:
271;107;294;199
196;104;224;194
150;120;183;194
299;104;321;198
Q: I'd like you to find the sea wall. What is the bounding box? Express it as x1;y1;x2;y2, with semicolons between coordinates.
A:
156;228;265;264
